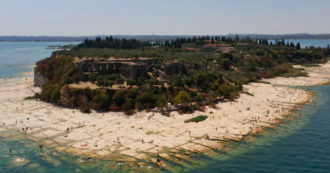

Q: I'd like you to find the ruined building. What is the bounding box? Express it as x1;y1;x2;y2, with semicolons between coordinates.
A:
202;44;234;53
76;58;157;81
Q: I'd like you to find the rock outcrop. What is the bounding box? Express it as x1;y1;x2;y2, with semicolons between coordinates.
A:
34;71;47;87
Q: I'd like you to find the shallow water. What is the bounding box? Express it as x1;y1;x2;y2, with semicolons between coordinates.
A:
1;41;330;172
186;85;330;173
0;42;78;78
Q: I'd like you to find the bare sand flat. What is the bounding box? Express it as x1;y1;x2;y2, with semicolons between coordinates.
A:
0;62;329;161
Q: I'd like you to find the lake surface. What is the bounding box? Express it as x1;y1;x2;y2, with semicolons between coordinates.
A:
269;39;330;48
0;40;330;172
0;42;78;79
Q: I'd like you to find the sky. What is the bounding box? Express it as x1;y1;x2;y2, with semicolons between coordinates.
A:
0;0;329;36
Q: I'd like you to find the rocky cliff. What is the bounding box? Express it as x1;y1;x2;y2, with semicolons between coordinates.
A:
34;71;47;87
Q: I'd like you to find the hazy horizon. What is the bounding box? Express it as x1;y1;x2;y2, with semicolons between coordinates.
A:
2;33;330;37
1;0;330;36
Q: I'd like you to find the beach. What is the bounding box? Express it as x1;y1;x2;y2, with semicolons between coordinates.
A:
1;62;330;163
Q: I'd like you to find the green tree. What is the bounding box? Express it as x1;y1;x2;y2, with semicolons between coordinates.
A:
220;58;231;70
156;94;167;108
193;71;217;92
296;42;301;50
326;44;330;56
137;92;156;109
106;80;114;89
112;90;126;106
216;83;238;100
234;35;240;43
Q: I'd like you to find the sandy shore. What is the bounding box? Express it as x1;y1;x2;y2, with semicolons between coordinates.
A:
0;62;329;163
264;63;330;86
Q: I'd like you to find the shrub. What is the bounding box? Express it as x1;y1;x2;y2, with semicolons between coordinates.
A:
193;71;217;92
257;71;275;79
156;94;167;108
216;83;239;100
127;80;136;86
127;88;139;99
50;87;61;103
220;58;231;70
274;63;292;75
77;95;90;113
92;91;109;111
173;90;192;105
123;98;135;111
109;104;122;111
137;92;157;109
124;109;135;116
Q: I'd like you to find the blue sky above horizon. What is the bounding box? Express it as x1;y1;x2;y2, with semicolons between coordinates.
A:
0;0;329;36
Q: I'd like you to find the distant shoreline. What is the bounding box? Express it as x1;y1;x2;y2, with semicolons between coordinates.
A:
2;34;330;42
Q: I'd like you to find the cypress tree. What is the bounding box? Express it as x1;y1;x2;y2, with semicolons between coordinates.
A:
326;44;330;56
296;42;301;50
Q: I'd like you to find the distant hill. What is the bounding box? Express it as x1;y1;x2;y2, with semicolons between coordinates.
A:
228;34;330;40
1;34;330;42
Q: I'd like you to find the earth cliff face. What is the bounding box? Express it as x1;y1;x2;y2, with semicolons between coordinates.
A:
34;71;47;87
33;55;196;113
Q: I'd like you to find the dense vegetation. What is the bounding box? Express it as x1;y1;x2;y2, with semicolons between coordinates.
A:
35;36;330;114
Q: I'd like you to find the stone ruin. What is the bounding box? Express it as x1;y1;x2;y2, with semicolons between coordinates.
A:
76;59;154;81
75;58;188;82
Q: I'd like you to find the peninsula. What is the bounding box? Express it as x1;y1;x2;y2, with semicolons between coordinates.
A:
1;36;330;168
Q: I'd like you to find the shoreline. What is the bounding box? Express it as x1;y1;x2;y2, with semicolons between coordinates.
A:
1;63;330;166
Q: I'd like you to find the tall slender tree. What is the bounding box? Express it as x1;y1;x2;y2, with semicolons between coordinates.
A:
296;42;301;50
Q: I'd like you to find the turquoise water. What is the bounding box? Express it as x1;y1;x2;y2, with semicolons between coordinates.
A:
188;85;330;172
1;41;330;172
0;42;78;78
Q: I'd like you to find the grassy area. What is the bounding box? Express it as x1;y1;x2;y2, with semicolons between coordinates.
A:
184;115;208;123
302;64;321;67
254;80;271;84
24;94;40;100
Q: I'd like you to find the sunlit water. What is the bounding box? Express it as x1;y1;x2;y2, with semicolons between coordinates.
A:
0;41;330;172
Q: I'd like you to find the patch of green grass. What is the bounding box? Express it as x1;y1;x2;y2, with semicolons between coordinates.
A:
255;80;271;84
146;131;154;135
243;91;254;96
146;131;159;135
280;71;308;77
24;94;40;100
184;115;208;123
302;64;321;67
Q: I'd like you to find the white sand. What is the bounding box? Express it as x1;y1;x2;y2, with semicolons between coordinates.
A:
1;62;329;161
264;63;330;86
